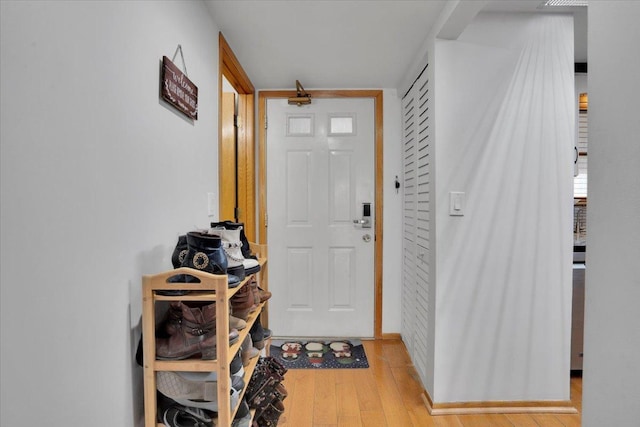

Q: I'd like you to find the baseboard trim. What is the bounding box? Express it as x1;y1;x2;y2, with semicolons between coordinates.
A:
421;390;578;415
380;333;401;340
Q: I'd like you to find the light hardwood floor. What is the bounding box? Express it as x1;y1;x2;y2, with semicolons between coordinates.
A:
276;339;582;427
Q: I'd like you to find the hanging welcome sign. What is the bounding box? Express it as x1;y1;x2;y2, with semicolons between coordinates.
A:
161;45;198;120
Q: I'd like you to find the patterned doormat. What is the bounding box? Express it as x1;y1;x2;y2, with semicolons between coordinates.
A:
269;339;369;369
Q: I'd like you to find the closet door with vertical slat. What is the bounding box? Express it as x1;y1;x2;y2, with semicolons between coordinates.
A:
402;63;432;389
414;68;432;386
402;83;418;357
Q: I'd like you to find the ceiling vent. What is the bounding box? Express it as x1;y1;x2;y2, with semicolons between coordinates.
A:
540;0;588;7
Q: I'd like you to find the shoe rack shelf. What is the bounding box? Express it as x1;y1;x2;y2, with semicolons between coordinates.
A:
142;243;267;427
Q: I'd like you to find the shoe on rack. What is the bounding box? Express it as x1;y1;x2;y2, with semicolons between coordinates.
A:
230;315;247;331
262;327;272;340
210;221;256;260
181;231;241;287
134;300;183;365
256;398;285;427
157;370;244;413
230;281;258;321
171;385;241;413
162;301;186;336
258;286;272;303
250;280;261;308
206;227;247;280
250;313;271;351
229;327;240;345
157;371;218;402
162;405;213;427
157;392;214;427
162;301;239;343
171;235;188;269
240;334;260;366
274;382;288;401
156;302;217;360
232;375;245;395
160;235;191;296
162;237;192;296
208;227;260;275
164;370;244;394
231;351;245;378
231;400;251;427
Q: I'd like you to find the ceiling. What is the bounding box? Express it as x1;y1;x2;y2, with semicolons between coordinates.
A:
206;0;587;90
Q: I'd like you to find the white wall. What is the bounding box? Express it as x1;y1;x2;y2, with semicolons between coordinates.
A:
582;2;640;425
432;13;574;402
381;88;403;334
0;1;220;425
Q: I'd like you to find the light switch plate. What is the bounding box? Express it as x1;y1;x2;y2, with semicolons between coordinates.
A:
449;191;465;216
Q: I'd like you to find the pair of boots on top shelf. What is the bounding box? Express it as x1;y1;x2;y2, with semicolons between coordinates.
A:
169;221;260;292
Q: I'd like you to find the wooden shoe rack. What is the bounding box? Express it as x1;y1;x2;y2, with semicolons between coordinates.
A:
142;243;267;427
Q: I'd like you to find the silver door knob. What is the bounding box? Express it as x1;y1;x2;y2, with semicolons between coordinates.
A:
363;234;372;242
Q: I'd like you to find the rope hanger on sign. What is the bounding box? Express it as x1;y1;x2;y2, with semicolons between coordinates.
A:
171;44;189;77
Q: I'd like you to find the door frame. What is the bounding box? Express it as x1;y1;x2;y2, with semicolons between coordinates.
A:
218;33;256;242
258;90;384;339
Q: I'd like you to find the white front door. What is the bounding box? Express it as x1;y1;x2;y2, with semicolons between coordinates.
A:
266;97;375;337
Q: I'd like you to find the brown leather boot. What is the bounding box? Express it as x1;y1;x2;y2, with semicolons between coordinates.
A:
164;301;240;341
231;281;258;320
156;302;217;360
250;279;261;307
161;301;184;336
258;286;272;303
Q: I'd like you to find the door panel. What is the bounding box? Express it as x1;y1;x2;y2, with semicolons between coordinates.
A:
267;97;375;337
286;151;312;224
329;152;353;222
287;247;313;309
329;247;355;309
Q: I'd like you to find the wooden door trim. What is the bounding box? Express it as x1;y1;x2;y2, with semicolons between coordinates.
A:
219;33;254;94
258;90;384;339
219;33;256;242
220;92;236;221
